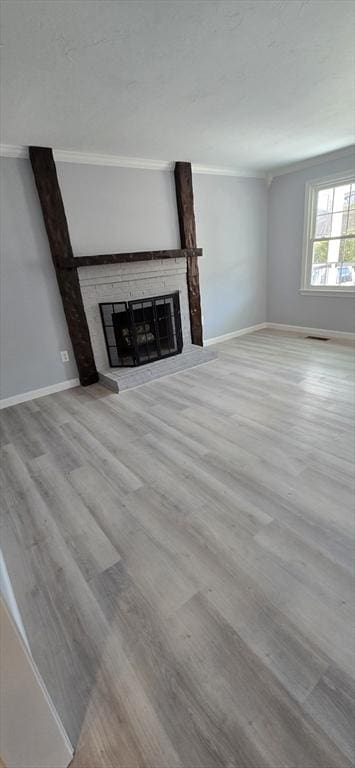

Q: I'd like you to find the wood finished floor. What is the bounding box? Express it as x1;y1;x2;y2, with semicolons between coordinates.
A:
1;330;354;768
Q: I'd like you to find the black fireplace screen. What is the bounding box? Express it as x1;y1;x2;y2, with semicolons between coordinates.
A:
99;292;183;367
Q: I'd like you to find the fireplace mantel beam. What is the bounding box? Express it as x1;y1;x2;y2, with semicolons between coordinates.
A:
71;248;202;269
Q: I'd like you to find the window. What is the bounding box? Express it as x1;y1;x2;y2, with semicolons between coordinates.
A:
301;172;355;294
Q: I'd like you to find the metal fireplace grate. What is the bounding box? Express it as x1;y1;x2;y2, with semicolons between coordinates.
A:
99;292;183;367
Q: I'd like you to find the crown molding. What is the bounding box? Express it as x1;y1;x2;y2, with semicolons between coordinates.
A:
0;144;27;159
268;145;355;181
0;144;265;178
54;149;174;171
0;144;174;170
1;143;353;179
192;164;265;179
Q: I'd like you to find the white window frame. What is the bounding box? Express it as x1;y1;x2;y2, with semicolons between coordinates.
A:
300;170;355;296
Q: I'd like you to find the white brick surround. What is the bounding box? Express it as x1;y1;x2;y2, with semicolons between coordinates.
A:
78;258;192;371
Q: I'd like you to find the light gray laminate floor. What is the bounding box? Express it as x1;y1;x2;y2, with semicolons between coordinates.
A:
1;330;354;768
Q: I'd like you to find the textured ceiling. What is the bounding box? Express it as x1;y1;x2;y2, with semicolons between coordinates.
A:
1;0;354;172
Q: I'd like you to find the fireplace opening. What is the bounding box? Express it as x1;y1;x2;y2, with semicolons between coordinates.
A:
99;292;183;367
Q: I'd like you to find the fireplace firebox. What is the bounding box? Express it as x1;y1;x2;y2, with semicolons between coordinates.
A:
99;292;183;367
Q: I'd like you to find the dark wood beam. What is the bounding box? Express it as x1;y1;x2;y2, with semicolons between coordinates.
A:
29;146;98;386
174;162;203;346
72;248;202;269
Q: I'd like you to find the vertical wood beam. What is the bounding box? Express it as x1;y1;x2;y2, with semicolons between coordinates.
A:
174;162;203;346
29;147;98;386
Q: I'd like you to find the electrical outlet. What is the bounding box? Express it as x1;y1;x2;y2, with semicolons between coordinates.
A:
61;350;70;363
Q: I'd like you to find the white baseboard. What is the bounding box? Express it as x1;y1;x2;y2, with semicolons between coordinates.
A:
266;323;355;341
204;321;355;347
1;320;353;408
0;378;80;410
204;323;267;346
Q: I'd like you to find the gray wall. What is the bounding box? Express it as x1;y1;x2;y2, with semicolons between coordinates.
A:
57;162;180;255
2;150;353;401
0;159;181;399
0;158;78;399
194;174;267;340
1;158;268;400
60;163;268;343
267;153;355;332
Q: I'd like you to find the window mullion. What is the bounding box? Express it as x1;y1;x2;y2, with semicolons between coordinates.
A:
313;234;355;243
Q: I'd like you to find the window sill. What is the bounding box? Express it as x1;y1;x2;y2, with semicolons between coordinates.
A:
299;288;355;297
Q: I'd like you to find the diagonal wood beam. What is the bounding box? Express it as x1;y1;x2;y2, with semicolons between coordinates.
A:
29;147;98;386
174;162;203;346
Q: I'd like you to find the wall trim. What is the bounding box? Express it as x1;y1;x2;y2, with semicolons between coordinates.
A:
0;143;28;159
2;322;353;407
192;164;265;179
2;143;352;180
0;143;174;168
204;321;355;346
266;322;355;341
56;149;173;172
204;323;267;346
0;144;265;178
0;378;80;410
268;145;355;181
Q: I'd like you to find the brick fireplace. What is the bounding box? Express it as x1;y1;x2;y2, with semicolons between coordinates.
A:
78;258;192;372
